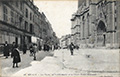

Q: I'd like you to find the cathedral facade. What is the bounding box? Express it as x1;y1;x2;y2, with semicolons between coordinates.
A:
71;0;120;48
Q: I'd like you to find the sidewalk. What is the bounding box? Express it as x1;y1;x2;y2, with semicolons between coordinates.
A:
54;49;119;75
1;50;54;77
12;49;119;77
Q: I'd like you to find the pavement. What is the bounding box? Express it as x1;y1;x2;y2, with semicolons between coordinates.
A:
0;50;54;77
1;49;120;77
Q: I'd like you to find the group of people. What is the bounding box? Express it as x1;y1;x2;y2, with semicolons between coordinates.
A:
43;43;59;51
3;41;56;68
43;43;50;51
2;40;76;68
3;41;39;68
3;41;21;68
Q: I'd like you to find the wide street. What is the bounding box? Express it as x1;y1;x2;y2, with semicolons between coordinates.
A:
0;48;120;77
0;50;53;77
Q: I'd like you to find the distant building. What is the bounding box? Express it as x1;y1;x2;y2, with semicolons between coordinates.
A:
60;34;71;49
0;0;58;51
71;0;120;48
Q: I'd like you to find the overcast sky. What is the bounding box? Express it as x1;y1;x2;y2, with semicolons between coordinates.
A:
34;0;77;38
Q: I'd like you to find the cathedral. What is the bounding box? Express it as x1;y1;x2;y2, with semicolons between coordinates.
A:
71;0;120;48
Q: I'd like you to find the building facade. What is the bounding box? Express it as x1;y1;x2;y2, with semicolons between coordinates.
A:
60;34;71;49
0;0;58;51
71;0;120;48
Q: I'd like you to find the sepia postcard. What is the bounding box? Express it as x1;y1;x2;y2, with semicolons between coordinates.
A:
0;0;120;77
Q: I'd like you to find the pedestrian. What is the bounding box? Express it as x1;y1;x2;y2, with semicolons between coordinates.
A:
33;44;37;60
46;44;49;51
23;43;27;54
39;45;42;51
11;44;21;68
69;42;75;55
3;41;10;58
10;42;16;58
43;43;47;51
29;44;33;56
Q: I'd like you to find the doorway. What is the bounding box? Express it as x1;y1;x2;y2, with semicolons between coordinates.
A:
97;21;106;46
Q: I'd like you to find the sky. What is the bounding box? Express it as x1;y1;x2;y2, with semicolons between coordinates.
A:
34;0;77;38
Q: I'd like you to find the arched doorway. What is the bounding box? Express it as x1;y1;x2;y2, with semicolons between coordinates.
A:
97;21;106;46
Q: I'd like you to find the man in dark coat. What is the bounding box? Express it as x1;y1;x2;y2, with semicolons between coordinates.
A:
44;44;47;51
11;42;16;58
23;43;27;54
69;42;75;55
46;44;50;51
4;41;10;58
11;45;21;68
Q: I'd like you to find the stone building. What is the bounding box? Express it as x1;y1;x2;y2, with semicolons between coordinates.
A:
71;0;120;48
60;34;71;49
0;0;58;51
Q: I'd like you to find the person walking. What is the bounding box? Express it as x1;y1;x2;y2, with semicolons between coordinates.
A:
23;43;27;54
39;45;42;51
11;44;21;68
69;42;75;55
46;44;50;51
43;43;47;51
3;41;10;58
33;44;37;60
10;42;16;58
29;44;33;56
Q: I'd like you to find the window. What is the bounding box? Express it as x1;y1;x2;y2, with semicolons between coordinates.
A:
33;15;34;22
16;14;19;27
16;2;19;7
20;2;23;10
3;6;8;21
11;11;14;23
115;17;117;22
30;12;32;20
115;10;117;14
30;24;33;33
14;13;17;25
25;21;28;31
26;9;28;18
